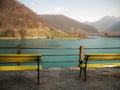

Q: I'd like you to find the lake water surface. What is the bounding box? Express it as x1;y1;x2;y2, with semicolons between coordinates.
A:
0;36;120;68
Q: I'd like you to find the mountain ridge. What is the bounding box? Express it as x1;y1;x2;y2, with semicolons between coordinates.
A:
0;0;77;39
85;16;120;31
0;0;50;38
0;0;49;29
108;22;120;32
40;14;100;36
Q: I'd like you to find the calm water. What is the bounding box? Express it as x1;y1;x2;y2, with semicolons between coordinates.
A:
0;36;120;68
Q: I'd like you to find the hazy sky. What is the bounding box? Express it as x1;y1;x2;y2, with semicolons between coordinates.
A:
18;0;120;22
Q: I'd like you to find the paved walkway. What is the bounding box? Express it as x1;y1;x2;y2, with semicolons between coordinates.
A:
0;67;120;90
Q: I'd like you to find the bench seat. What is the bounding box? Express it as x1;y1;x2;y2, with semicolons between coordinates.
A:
84;63;120;68
0;65;42;71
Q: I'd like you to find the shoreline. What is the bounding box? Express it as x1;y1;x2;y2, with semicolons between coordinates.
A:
0;37;82;40
1;36;120;40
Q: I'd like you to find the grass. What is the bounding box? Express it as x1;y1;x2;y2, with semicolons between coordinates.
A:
0;28;79;39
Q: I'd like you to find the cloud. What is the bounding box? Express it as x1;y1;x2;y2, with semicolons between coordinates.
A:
52;8;64;12
31;2;35;6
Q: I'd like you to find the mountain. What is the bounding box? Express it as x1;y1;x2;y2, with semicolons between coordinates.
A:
40;15;100;36
103;22;120;37
0;0;74;39
108;22;120;32
0;0;50;38
85;16;120;31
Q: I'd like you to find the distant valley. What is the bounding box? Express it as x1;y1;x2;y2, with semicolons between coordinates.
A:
85;16;120;36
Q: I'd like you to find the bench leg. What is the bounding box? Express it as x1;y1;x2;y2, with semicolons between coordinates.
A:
37;57;40;85
80;68;82;76
84;68;86;81
37;68;40;85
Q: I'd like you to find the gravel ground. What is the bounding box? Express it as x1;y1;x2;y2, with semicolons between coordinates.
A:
0;67;120;90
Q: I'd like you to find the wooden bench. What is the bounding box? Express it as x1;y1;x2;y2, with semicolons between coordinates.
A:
0;54;42;85
79;54;120;81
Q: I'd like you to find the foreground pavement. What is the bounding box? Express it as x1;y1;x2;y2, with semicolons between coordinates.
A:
0;67;120;90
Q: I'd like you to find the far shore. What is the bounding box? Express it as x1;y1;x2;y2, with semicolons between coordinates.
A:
0;37;82;40
0;36;120;40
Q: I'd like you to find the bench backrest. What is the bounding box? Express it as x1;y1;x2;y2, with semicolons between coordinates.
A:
0;54;42;63
85;54;120;60
83;54;120;68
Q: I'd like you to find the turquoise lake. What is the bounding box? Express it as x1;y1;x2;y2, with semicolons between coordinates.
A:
0;36;120;68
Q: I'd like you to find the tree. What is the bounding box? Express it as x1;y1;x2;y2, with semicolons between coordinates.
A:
0;22;2;27
1;29;14;37
50;28;54;31
19;29;27;39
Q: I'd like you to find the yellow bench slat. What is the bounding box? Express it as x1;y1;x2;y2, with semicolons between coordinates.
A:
80;63;120;68
0;54;42;62
85;54;120;56
87;57;120;60
87;63;120;68
85;54;120;60
0;58;39;62
0;65;42;71
0;54;42;57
